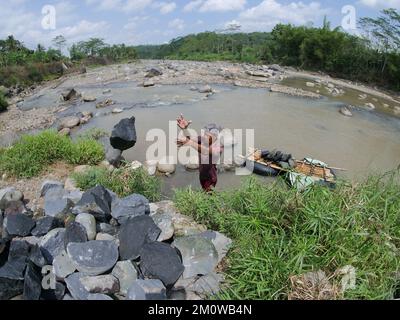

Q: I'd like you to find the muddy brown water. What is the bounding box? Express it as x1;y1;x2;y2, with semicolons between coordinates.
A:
16;82;400;196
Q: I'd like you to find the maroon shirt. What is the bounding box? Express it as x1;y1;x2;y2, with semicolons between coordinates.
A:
197;136;223;191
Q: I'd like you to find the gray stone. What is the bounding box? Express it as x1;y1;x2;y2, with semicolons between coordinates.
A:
44;189;74;218
198;85;212;93
60;116;80;129
110;117;137;151
119;215;161;260
340;106;353;117
39;228;66;264
41;281;66;300
67;240;119;276
40;180;63;197
140;242;184;288
95;233;117;242
146;67;163;78
97;223;118;236
80;275;120;294
192;273;224;296
99;137;123;167
8;238;30;260
198;231;232;264
0;256;27;280
61;88;78;101
63;190;83;204
64;221;88;250
75;213;97;240
29;244;47;268
173;235;219;279
31;216;63;237
111;194;150;224
127;279;166;300
112;261;138;295
88;293;113;300
4;213;35;237
65;273;90;300
53;251;76;280
0;187;24;210
0;278;24;300
23;262;42;300
152;213;174;242
73;186;112;222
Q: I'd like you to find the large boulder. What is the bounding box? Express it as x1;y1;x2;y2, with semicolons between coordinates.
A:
39;228;66;264
111;194;150;224
67;240;119;276
140;242;184;288
119;215;161;260
112;261;138;295
73;186;113;222
75;213;97;240
0;187;24;211
145;67;163;78
127;279;166;300
173;235;219;279
4;213;35;237
110;117;137;151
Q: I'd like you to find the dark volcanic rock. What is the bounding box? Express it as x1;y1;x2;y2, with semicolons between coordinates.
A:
0;256;27;280
64;222;87;250
140;242;184;288
127;279;166;300
67;241;119;276
145;67;163;78
8;239;30;260
29;244;47;268
39;228;66;264
4;213;35;237
111;194;150;224
119;215;161;260
23;262;42;300
44;189;73;218
41;282;66;300
73;186;112;222
0;278;24;300
31;216;63;237
110;117;137;151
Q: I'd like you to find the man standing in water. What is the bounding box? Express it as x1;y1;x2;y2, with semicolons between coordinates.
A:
176;114;224;193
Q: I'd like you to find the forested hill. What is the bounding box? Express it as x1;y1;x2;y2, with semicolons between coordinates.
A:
135;9;400;91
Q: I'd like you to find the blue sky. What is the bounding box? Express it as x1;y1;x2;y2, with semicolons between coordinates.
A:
0;0;399;49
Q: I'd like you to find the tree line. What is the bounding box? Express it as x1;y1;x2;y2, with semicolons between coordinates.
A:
135;9;400;91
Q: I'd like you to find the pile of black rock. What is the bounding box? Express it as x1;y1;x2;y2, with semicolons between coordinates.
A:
0;181;231;300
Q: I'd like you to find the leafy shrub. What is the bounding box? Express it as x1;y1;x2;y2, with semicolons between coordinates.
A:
0;92;8;112
0;130;104;178
72;166;161;202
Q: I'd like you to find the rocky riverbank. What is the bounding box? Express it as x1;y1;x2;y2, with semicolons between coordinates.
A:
4;59;399;143
0;176;231;300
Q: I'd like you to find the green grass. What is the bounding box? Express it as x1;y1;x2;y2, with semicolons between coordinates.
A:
0;130;104;178
174;173;400;300
0;91;8;112
78;128;109;140
72;166;161;202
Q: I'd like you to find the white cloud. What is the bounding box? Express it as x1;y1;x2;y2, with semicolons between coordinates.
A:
183;0;246;13
168;18;185;30
153;2;177;14
227;0;328;32
86;0;153;12
359;0;400;9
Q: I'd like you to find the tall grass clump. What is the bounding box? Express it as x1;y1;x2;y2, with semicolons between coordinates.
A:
174;173;400;300
0;91;8;112
72;166;161;202
0;130;104;178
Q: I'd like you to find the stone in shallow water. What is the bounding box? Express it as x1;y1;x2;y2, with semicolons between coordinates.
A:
75;213;97;240
140;242;184;288
39;228;66;264
112;261;138;295
127;279;166;300
152;213;174;242
64;221;87;250
23;262;42;300
67;240;119;276
73;186;113;222
111;194;150;224
118;215;161;260
173;235;219;279
31;216;63;237
4;213;35;237
110;117;137;151
80;275;120;294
